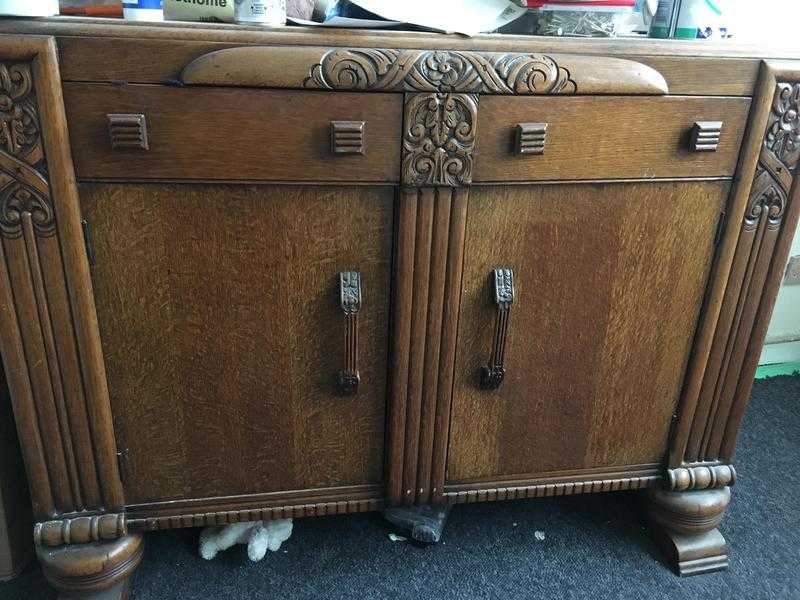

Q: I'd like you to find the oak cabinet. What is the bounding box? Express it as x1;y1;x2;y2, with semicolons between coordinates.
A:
81;184;394;504
0;20;799;599
448;181;728;483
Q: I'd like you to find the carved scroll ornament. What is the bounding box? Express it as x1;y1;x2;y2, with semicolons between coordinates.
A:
745;82;800;231
305;48;577;94
180;46;668;95
402;92;478;186
0;62;53;238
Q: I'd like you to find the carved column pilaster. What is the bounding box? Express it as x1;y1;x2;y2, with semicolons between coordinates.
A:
0;37;124;533
386;90;477;506
661;63;800;578
0;34;136;600
670;65;800;476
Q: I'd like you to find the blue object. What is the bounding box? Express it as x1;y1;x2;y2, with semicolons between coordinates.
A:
123;0;163;8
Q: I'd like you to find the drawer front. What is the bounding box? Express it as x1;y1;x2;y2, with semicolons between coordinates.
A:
474;96;751;182
63;83;403;182
447;180;729;484
82;183;392;504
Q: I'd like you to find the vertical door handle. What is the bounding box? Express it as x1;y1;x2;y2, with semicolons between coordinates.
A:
481;268;515;390
338;271;361;394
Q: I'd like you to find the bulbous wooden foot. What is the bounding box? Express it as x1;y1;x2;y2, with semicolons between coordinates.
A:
36;533;144;599
646;487;730;576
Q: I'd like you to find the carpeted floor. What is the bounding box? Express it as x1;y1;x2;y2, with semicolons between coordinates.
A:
2;374;798;600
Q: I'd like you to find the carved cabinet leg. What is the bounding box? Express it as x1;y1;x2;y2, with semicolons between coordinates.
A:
645;487;730;576
36;534;144;600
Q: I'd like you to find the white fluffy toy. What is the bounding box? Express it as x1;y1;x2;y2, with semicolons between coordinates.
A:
199;519;293;562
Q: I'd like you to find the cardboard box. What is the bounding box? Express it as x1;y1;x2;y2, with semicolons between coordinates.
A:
163;0;235;22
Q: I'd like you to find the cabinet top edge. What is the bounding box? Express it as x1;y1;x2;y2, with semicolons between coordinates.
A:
0;16;797;61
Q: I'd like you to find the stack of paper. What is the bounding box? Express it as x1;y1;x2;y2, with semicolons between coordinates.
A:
526;0;636;11
290;0;527;35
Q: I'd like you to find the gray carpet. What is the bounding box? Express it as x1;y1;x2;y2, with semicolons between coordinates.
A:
2;374;799;600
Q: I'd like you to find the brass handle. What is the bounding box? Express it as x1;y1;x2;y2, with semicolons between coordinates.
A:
481;268;515;390
338;271;361;394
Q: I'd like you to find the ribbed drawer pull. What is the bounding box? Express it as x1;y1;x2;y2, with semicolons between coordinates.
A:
107;113;149;150
515;122;547;155
331;121;365;155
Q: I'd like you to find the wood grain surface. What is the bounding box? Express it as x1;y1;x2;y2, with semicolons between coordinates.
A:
447;180;729;483
385;187;470;506
81;183;393;504
474;95;750;182
180;46;668;95
62;83;402;182
51;37;759;97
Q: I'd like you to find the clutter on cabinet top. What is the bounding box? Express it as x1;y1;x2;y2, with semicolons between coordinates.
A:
298;0;527;35
648;0;732;39
0;0;736;41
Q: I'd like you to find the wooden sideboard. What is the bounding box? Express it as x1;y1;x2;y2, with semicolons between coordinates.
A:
0;18;798;598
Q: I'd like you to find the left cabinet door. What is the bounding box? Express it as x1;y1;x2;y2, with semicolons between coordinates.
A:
81;183;394;505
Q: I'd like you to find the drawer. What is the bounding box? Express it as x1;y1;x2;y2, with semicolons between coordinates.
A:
62;83;403;182
474;96;751;182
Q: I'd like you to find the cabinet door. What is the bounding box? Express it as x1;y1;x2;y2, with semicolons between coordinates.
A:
447;180;728;484
81;183;393;504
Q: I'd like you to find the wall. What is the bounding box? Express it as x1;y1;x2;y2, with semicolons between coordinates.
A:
759;222;800;366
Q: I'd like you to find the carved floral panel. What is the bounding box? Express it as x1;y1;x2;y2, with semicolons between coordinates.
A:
745;82;800;231
0;61;53;238
402;92;478;187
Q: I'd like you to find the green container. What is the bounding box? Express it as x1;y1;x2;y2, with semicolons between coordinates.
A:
648;0;679;38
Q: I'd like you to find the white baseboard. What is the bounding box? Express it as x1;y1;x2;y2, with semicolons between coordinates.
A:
759;340;800;366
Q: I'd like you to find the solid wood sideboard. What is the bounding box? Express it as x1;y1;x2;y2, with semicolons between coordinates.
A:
0;18;798;598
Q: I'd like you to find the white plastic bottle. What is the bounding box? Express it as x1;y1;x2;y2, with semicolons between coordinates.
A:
123;0;164;22
0;0;59;16
235;0;286;25
674;0;729;39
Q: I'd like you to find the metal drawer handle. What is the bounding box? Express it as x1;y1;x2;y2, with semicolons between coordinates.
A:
331;121;365;154
515;122;547;155
107;113;149;150
690;121;723;152
481;267;515;390
338;271;361;394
